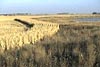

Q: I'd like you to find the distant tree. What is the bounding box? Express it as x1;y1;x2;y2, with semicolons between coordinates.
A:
92;12;97;14
57;12;69;15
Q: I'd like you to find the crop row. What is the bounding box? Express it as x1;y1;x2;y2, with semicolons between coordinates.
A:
0;23;59;53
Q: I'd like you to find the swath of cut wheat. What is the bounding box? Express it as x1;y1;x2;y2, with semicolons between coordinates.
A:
0;19;59;53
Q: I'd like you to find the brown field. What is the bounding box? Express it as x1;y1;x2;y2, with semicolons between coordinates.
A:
0;14;100;67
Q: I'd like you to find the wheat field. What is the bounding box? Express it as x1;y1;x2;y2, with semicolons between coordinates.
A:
0;16;59;53
0;15;100;67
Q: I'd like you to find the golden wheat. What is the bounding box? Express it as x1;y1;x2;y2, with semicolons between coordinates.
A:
0;18;59;53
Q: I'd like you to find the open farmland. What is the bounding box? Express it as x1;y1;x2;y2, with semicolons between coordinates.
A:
0;16;59;53
0;15;100;67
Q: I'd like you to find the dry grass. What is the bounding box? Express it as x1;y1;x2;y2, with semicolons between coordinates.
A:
0;15;100;67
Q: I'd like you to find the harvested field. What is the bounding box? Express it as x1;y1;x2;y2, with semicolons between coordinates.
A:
0;15;100;67
0;16;59;53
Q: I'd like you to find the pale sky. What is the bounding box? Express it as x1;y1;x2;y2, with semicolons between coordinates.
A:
0;0;100;14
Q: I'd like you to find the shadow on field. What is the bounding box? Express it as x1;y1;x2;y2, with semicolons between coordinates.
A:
0;25;100;67
14;19;34;29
